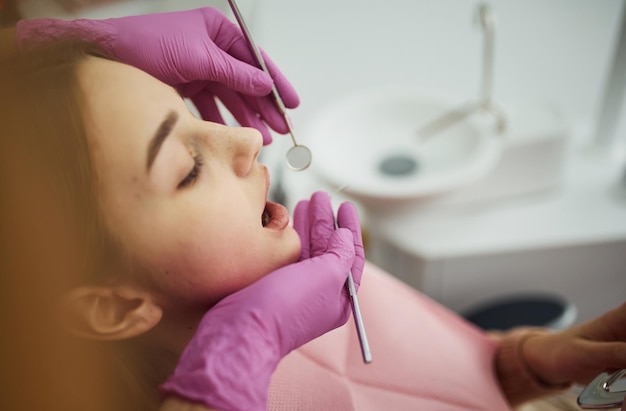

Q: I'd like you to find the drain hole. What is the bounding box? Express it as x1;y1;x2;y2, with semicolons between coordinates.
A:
379;155;419;177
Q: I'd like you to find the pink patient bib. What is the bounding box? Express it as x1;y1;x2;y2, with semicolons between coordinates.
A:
268;262;513;410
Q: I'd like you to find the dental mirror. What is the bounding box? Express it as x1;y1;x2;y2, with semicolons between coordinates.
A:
227;0;312;171
578;370;626;409
285;144;312;171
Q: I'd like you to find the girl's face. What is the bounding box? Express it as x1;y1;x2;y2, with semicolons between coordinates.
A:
78;57;301;309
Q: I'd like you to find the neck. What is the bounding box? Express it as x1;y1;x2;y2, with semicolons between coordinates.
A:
144;305;207;374
124;298;210;405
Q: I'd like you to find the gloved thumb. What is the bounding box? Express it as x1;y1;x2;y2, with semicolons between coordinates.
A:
274;227;356;355
292;227;355;288
324;227;357;277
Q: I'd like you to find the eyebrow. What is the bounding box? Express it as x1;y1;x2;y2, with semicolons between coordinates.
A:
146;111;179;172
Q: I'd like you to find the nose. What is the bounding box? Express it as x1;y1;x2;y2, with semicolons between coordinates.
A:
198;120;263;175
212;124;263;177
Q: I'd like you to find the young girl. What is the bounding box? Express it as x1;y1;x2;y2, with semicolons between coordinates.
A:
1;38;363;411
2;40;626;411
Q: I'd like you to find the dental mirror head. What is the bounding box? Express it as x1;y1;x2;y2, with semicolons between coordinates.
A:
578;370;626;409
285;144;312;171
227;0;311;172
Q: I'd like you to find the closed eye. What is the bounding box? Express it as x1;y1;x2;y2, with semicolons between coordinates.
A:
178;153;203;189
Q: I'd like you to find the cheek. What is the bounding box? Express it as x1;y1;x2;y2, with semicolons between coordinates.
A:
142;222;302;305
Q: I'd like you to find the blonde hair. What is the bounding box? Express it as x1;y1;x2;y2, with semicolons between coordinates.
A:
0;40;162;410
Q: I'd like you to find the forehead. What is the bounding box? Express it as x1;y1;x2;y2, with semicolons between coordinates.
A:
77;57;183;163
78;56;180;130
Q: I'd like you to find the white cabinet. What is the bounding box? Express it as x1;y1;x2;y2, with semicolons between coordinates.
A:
369;235;626;325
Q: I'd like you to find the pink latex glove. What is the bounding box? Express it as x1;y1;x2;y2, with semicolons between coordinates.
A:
15;7;299;144
160;192;365;411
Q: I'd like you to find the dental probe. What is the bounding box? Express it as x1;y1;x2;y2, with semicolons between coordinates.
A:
344;251;373;364
334;184;372;364
226;0;312;171
228;0;370;363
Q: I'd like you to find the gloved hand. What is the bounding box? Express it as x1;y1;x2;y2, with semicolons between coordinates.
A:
15;7;299;144
160;192;364;411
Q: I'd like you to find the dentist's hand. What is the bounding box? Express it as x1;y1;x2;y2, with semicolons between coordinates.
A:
15;7;299;144
521;302;626;387
160;192;364;411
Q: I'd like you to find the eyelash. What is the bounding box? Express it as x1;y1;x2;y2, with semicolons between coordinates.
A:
178;153;204;189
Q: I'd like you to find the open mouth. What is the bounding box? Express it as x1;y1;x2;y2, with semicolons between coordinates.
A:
261;201;289;229
262;204;271;227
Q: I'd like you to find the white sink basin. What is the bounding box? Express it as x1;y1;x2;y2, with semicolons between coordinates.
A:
305;88;503;207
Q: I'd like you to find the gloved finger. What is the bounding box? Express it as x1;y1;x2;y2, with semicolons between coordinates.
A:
173;8;276;96
188;91;225;125
210;84;273;144
198;43;274;96
225;37;300;108
337;202;365;289
307;191;335;258
178;81;228;125
199;8;300;106
314;228;356;324
294;228;356;328
292;199;311;260
181;83;280;144
259;48;300;109
179;9;296;135
204;83;288;138
242;94;290;135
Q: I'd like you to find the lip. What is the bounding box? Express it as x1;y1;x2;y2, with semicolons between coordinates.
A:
263;201;290;230
261;165;289;230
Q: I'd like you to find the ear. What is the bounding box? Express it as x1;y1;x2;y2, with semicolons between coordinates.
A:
59;285;163;341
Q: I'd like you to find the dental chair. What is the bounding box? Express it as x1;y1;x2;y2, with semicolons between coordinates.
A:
268;262;516;410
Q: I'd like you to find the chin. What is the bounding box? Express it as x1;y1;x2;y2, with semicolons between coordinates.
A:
286;248;301;264
285;229;302;263
272;247;301;271
261;243;300;279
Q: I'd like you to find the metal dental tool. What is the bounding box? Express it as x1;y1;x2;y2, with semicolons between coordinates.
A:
227;0;312;171
228;0;370;363
334;219;372;364
578;369;626;409
346;264;372;363
332;184;372;364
